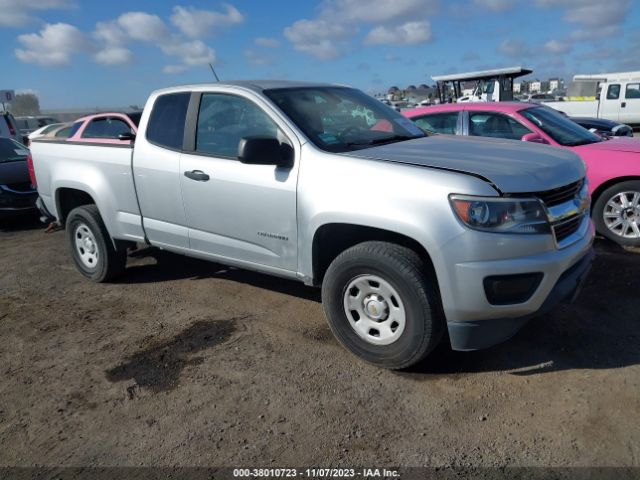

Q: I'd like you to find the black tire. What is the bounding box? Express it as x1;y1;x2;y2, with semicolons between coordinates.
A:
593;180;640;247
65;205;126;282
321;241;444;369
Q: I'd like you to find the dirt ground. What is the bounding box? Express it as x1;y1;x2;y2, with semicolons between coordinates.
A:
1;215;639;469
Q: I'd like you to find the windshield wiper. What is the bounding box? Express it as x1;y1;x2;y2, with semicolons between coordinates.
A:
345;134;418;147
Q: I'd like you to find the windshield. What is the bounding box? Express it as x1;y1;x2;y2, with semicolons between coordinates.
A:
521;106;602;146
264;87;426;153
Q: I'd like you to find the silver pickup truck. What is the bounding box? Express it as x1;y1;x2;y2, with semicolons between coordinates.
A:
30;81;595;369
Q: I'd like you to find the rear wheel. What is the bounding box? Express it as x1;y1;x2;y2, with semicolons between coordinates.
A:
321;241;444;369
65;205;126;282
593;180;640;247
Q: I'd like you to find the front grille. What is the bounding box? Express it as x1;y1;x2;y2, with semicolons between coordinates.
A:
534;179;584;207
553;215;583;243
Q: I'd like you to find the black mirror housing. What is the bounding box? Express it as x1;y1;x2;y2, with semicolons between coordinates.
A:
118;132;136;142
238;136;293;168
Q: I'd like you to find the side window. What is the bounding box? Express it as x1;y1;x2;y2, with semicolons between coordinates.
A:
82;117;132;139
412;113;459;134
469;112;532;140
607;84;621;100
196;93;278;157
625;83;640;99
147;92;190;150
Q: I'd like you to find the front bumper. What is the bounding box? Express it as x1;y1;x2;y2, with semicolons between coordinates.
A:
447;247;594;351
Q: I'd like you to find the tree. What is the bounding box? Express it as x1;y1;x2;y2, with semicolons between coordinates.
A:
10;93;40;116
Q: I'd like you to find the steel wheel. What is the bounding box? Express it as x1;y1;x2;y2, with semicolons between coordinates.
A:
74;222;99;269
603;191;640;239
343;274;406;345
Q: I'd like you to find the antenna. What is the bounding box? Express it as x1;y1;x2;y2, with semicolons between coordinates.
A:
209;63;220;82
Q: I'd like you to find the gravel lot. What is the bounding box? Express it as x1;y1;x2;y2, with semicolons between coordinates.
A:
1;215;639;468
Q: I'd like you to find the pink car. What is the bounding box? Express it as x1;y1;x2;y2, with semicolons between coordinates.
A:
66;112;141;145
404;102;640;247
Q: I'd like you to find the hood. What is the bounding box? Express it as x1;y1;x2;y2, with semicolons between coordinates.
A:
573;137;640;154
345;135;585;193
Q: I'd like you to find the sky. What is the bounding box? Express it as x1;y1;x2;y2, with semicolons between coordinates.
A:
0;0;638;109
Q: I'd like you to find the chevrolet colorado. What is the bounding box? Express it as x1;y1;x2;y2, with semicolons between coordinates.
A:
30;81;594;369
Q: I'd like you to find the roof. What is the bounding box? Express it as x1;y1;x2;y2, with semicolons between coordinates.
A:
573;71;640;82
432;67;533;82
403;101;538;116
153;80;345;96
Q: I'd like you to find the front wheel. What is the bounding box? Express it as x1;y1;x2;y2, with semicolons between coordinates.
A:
593;180;640;247
321;241;444;369
65;205;126;282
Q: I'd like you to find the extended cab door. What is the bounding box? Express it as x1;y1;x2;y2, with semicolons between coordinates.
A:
179;91;299;272
132;92;191;249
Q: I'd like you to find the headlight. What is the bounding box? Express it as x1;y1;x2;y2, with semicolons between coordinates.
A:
450;195;550;234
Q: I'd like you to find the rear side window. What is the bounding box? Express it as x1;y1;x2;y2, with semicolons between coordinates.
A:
411;112;459;134
626;83;640;99
147;93;190;150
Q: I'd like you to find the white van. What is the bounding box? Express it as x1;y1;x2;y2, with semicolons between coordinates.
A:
546;71;640;126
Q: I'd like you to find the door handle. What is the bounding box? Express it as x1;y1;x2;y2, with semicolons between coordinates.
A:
621;102;627;108
184;170;210;181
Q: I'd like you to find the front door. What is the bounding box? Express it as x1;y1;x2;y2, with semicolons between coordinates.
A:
600;83;622;122
180;92;299;272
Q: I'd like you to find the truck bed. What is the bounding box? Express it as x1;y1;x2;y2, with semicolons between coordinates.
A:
30;139;145;242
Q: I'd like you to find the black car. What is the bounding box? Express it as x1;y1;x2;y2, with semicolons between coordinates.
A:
0;137;38;219
570;117;634;138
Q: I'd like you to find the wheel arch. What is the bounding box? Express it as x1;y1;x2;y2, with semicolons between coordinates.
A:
55;187;96;224
55;187;133;252
591;176;640;208
311;223;437;286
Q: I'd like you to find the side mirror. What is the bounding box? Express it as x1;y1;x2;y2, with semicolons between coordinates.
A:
521;133;549;144
238;136;293;168
118;132;136;142
596;93;601;101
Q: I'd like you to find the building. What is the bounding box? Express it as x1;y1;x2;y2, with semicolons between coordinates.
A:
513;82;522;93
528;80;541;93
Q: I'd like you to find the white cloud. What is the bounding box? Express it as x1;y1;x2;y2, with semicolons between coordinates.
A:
0;0;72;27
171;4;244;38
95;46;133;65
473;0;516;11
535;0;630;41
543;39;570;54
163;64;188;74
319;0;438;24
93;21;128;46
255;37;280;48
284;19;350;59
15;23;88;66
161;40;215;66
284;0;438;58
117;12;169;43
497;39;528;57
245;49;272;66
364;21;431;45
15;8;225;73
